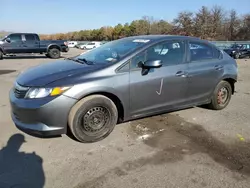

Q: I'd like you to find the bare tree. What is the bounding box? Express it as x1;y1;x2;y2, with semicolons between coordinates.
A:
173;11;195;36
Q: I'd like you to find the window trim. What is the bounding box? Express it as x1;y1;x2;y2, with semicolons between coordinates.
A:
129;39;187;71
116;60;130;73
187;40;222;63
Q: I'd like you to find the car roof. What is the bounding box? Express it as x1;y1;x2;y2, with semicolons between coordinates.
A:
117;35;207;45
124;35;201;41
9;33;38;35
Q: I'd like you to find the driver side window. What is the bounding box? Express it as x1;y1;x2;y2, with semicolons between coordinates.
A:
8;34;22;42
130;40;185;70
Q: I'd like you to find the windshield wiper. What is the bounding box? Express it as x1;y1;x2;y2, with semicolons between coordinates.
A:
77;58;94;65
65;57;93;65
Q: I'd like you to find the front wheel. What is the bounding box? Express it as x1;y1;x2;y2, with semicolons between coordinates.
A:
234;53;240;59
48;48;61;59
68;95;118;143
208;81;232;110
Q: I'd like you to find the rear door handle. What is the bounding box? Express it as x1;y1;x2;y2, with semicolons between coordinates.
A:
214;65;223;70
175;71;187;77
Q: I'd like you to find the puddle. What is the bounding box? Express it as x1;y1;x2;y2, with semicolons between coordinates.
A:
127;114;250;175
74;114;250;188
0;70;16;75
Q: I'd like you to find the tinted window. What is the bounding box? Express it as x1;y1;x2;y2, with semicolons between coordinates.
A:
131;40;185;69
189;42;214;61
25;34;36;41
9;34;22;42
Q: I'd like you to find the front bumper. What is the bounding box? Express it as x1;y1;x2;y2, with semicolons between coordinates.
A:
9;88;77;137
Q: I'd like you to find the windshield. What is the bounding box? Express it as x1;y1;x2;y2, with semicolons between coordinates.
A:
87;42;95;45
75;38;150;64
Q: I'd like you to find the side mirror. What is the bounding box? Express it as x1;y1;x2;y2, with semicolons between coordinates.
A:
5;38;11;43
143;60;162;68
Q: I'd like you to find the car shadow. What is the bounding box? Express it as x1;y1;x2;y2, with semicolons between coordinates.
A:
0;134;45;188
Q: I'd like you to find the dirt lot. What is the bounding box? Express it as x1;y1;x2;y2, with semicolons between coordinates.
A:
0;48;250;188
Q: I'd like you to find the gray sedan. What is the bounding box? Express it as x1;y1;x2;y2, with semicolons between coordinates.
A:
9;35;238;142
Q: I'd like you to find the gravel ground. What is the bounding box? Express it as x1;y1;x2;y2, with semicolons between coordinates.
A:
0;48;250;188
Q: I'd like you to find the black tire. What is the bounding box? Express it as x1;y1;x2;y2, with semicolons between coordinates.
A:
208;81;232;110
234;53;240;59
68;95;118;143
0;50;3;60
48;48;61;59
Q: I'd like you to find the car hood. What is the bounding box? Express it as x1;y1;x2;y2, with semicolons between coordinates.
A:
16;60;106;87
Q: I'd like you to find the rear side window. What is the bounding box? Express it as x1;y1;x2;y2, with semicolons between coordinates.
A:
189;42;214;61
8;34;22;42
25;34;36;41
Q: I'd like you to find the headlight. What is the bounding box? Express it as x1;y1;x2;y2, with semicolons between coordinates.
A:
232;50;235;53
26;86;71;99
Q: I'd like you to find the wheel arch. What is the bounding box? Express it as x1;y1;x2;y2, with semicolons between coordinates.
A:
47;44;61;52
222;77;236;95
77;91;125;123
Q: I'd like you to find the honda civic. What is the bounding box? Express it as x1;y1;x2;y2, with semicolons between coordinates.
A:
9;35;238;142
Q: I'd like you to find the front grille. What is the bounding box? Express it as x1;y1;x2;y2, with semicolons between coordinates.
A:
14;82;29;98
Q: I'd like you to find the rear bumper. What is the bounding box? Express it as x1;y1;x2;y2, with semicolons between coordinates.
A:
9;88;77;138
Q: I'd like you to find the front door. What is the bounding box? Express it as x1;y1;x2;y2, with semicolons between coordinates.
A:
129;40;189;118
186;41;224;103
2;34;24;54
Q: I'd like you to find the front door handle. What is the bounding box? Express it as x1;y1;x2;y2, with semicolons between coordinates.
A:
214;65;223;70
175;71;187;77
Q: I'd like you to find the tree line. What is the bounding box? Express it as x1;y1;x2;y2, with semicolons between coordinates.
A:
40;5;250;41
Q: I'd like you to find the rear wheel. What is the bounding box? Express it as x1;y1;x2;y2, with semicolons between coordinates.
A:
48;48;61;59
0;51;3;60
208;81;232;110
68;95;118;143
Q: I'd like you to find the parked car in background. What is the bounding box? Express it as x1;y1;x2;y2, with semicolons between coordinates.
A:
67;41;78;48
0;33;69;59
223;43;250;59
9;35;237;143
81;41;102;50
75;42;88;49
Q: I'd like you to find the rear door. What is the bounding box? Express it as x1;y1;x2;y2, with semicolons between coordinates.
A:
186;40;224;104
23;34;40;53
2;34;23;53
